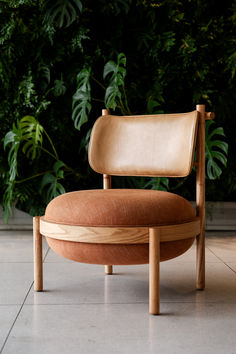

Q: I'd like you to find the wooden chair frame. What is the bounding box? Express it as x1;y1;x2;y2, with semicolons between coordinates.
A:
33;104;214;315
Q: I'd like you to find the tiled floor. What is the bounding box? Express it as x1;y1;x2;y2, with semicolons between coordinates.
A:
0;231;235;354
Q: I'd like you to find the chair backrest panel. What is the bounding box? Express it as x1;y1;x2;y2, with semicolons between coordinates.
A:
88;111;198;177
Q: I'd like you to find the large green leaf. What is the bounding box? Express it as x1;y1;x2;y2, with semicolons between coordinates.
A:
72;68;91;130
103;53;126;110
53;78;66;96
3;116;44;180
3;123;21;181
20;116;44;160
205;120;228;180
40;160;66;203
43;0;82;28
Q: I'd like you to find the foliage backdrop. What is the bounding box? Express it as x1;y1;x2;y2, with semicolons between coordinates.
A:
0;0;235;218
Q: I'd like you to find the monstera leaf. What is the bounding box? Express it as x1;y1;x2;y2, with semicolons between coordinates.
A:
44;0;82;28
205;120;228;180
20;116;44;160
72;68;91;130
4;122;22;181
103;53;126;110
40;160;66;203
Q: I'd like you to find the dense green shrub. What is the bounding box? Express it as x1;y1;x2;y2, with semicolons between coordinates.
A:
0;0;235;220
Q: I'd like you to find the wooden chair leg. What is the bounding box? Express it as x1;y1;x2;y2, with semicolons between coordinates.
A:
149;228;160;315
105;265;113;274
33;216;43;291
196;231;205;290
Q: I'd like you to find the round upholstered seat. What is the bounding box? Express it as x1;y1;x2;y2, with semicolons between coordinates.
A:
45;189;196;264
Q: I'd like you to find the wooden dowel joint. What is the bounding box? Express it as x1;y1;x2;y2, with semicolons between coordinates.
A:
205;112;215;120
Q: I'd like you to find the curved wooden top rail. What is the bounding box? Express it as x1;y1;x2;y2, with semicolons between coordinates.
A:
40;217;200;244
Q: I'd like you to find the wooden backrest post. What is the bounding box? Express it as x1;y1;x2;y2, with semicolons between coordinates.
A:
196;104;205;224
102;109;111;189
196;104;205;289
102;108;112;275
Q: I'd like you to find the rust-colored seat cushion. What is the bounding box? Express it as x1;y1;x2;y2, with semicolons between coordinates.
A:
45;189;195;227
44;189;196;264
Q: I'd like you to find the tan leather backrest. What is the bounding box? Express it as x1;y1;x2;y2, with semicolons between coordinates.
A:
88;111;198;177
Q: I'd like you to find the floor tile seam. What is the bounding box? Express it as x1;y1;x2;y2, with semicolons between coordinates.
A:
0;248;50;264
0;259;48;264
43;247;50;262
23;300;236;306
0;304;23;306
12;301;212;306
223;263;236;274
0;281;34;354
206;247;236;273
206;246;227;263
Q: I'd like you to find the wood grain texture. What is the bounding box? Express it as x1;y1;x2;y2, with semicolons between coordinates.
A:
196;104;205;290
33;216;43;291
149;228;160;315
102;108;113;274
40;217;200;244
103;174;111;190
105;265;113;274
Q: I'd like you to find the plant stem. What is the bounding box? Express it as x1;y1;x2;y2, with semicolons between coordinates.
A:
15;170;53;183
92;97;105;103
119;98;127;115
38;145;58;160
123;86;131;114
43;129;59;160
91;75;106;90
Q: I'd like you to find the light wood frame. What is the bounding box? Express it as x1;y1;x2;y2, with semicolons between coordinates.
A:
33;104;214;314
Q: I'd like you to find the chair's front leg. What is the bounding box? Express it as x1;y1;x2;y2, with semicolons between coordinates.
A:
33;216;43;291
149;227;160;315
196;230;205;290
105;265;113;274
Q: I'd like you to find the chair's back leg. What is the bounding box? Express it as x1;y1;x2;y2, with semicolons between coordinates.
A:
196;104;205;290
102;108;113;276
105;265;113;274
33;216;43;291
149;227;160;315
103;173;113;275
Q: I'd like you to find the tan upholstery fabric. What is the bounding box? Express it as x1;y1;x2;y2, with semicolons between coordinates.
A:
45;189;196;227
89;111;198;177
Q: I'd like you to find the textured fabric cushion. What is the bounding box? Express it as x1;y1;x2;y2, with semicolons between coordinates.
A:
45;189;195;227
46;237;195;264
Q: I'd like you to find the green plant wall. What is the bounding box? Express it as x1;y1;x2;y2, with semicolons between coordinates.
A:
0;0;235;218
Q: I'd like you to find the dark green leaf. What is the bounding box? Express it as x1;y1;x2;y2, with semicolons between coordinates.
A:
20;116;44;160
103;53;127;111
72;68;91;130
44;0;82;28
205;121;228;180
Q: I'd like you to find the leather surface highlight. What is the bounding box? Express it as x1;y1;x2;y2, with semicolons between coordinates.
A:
89;111;198;177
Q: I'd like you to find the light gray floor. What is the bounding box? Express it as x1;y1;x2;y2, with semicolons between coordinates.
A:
0;231;236;354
